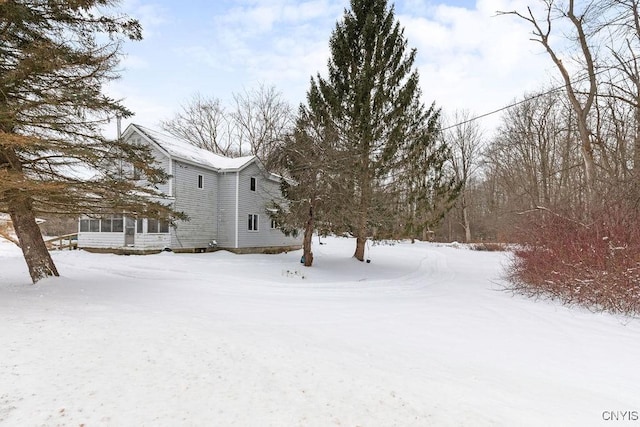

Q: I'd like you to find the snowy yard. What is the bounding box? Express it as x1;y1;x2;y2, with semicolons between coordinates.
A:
1;236;638;426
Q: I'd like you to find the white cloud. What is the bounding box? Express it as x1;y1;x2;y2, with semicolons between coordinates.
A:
398;0;557;130
108;0;567;135
178;0;342;102
120;0;168;39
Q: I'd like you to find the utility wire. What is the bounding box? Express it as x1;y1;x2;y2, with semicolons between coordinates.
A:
440;54;640;132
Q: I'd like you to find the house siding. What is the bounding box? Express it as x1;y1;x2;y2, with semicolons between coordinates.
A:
78;231;170;250
134;231;171;249
170;160;218;249
235;163;299;249
125;133;171;195
77;232;124;249
151;145;171;196
215;171;238;248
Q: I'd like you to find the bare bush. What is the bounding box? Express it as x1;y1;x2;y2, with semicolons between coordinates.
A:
507;203;640;315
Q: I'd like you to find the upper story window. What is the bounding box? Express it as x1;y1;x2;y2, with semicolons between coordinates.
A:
197;174;203;189
250;177;256;192
248;214;259;232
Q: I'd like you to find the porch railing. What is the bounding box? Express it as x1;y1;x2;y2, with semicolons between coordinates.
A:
45;233;78;251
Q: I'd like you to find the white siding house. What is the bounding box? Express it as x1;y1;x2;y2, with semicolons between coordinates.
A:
77;124;301;253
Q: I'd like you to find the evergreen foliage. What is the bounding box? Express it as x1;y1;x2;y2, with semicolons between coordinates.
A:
278;0;456;262
0;0;181;283
271;104;343;266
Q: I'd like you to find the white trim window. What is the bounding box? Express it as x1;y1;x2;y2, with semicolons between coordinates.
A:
79;218;100;232
80;215;123;233
197;174;204;189
250;176;256;192
147;219;170;234
248;214;259;232
270;218;278;229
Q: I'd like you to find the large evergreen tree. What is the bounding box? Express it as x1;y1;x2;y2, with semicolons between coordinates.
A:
272;104;342;267
308;0;444;260
0;1;178;283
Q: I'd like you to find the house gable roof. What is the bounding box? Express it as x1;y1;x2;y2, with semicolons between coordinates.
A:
126;124;255;172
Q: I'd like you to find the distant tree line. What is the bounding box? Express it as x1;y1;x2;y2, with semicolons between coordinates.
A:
434;0;640;314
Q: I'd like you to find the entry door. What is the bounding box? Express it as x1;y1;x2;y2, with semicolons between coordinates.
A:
125;217;135;246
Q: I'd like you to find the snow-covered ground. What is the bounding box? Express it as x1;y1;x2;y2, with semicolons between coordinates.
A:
1;237;638;426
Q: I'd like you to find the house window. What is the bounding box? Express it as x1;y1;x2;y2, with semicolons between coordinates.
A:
80;219;99;232
111;215;124;232
250;177;256;192
136;218;143;233
100;217;112;232
198;174;203;189
89;219;100;232
80;217;120;232
147;219;158;233
270;218;278;229
248;214;259;232
147;219;170;234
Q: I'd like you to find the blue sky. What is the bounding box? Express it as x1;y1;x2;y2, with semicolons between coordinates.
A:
107;0;556;137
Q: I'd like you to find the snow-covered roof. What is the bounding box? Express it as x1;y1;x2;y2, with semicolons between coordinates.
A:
131;124;255;172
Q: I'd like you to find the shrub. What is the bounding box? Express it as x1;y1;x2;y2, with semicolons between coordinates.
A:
506;203;640;316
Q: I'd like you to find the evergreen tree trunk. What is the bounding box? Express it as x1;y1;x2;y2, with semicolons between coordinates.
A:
354;234;366;261
9;197;59;284
303;205;314;267
353;169;370;262
1;145;59;283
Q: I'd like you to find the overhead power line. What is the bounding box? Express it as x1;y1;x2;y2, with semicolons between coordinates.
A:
440;54;640;132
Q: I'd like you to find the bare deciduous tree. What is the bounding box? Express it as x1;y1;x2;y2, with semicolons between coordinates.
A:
443;110;484;242
231;84;293;168
600;0;640;183
161;93;236;156
500;1;599;210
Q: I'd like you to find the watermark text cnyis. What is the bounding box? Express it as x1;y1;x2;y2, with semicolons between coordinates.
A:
602;410;639;422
